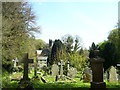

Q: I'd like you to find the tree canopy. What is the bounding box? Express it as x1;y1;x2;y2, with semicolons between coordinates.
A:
96;28;120;71
50;39;64;65
49;35;89;71
2;2;40;72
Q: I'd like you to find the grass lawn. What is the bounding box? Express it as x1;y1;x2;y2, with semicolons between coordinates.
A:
2;71;120;89
2;80;120;90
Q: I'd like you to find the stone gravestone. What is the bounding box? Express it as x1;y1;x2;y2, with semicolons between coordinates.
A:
67;67;77;78
90;50;106;88
84;67;92;75
18;53;34;81
58;60;65;75
109;66;118;83
51;64;59;76
83;67;92;83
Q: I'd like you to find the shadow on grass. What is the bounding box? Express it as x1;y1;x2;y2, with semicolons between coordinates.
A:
2;79;120;90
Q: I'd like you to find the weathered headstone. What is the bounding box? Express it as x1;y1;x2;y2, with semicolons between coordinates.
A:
109;66;118;83
67;67;77;78
84;67;92;75
83;67;92;82
90;50;106;89
18;53;34;81
58;60;65;75
51;64;59;76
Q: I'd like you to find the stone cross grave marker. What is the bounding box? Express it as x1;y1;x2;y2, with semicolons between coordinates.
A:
51;64;59;76
67;61;70;70
67;61;70;76
67;67;77;78
18;53;34;81
58;60;65;75
109;66;118;83
12;58;18;68
83;67;92;82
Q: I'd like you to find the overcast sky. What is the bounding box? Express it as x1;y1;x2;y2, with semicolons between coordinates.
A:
30;0;118;49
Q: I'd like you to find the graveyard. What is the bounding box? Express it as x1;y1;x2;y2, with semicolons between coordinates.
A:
2;1;120;90
2;65;120;89
2;51;120;89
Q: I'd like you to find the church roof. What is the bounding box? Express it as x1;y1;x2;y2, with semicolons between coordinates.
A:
36;49;50;56
41;49;50;56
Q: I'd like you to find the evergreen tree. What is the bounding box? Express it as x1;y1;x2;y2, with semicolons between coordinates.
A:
61;35;73;53
89;42;98;58
108;29;120;63
50;39;64;65
99;41;116;71
73;37;80;53
49;39;52;48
